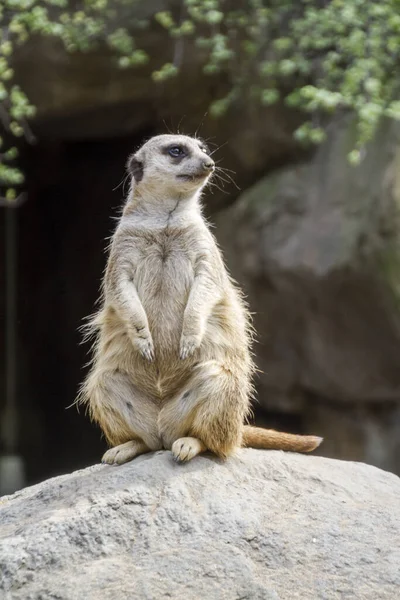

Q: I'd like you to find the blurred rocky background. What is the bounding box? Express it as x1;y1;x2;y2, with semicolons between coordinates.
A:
1;0;400;490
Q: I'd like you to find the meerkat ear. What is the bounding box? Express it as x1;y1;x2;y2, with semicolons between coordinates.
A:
127;154;144;182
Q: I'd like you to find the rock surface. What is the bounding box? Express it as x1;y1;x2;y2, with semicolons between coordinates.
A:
1;449;399;600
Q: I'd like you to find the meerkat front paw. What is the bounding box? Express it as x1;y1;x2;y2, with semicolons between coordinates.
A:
133;333;155;361
171;437;206;463
179;333;201;360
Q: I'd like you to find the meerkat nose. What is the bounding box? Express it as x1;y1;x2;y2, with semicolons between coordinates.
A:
202;159;215;171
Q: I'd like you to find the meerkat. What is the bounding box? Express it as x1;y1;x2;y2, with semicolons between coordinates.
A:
78;134;322;465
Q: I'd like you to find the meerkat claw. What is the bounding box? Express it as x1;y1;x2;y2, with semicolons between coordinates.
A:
136;338;155;361
144;347;155;361
179;335;199;360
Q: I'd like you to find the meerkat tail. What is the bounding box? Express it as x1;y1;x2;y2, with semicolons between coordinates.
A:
242;425;323;453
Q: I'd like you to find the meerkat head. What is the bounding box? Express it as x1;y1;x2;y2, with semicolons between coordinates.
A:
127;134;215;197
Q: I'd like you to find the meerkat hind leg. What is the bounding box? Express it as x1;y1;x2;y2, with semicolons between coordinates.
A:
172;437;206;463
164;361;245;461
102;440;150;465
82;368;162;462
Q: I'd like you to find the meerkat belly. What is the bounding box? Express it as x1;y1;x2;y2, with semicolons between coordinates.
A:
135;244;194;353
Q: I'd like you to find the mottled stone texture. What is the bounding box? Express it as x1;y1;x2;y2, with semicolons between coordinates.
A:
1;450;399;600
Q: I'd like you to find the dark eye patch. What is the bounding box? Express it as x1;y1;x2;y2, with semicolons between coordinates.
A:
162;143;190;162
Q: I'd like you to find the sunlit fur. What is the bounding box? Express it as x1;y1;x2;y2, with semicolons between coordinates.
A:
78;134;322;464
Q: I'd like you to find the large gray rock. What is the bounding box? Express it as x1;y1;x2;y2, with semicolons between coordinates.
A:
1;450;399;599
214;117;400;473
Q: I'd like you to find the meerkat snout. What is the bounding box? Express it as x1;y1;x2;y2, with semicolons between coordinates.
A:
202;158;215;171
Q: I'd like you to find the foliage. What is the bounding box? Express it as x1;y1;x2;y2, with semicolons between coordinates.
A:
1;0;400;196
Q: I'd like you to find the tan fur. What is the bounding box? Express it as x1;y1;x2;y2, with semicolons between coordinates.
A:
242;426;322;453
78;134;323;464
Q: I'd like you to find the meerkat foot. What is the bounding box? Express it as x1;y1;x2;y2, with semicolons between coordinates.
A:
171;437;206;463
102;440;150;465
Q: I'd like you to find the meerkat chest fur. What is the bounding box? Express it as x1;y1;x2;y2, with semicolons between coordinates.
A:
120;208;211;352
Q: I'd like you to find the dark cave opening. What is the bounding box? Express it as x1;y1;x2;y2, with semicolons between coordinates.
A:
1;128;156;485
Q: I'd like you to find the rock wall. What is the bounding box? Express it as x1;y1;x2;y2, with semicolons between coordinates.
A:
214;117;400;473
1;450;399;599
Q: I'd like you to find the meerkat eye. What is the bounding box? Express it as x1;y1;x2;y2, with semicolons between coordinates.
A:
168;146;185;158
